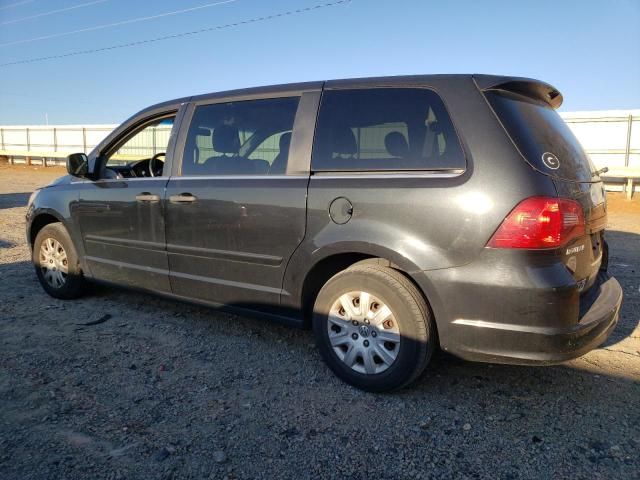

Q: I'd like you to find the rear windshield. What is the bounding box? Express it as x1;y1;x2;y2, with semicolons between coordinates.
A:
486;90;597;182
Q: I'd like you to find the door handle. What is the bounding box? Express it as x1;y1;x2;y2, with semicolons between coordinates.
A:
136;192;160;202
169;193;197;203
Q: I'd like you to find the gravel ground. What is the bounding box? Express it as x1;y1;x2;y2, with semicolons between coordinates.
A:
1;164;639;480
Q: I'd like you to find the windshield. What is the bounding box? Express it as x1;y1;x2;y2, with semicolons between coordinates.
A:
486;90;598;182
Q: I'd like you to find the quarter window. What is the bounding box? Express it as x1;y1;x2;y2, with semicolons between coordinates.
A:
312;89;465;172
182;97;300;176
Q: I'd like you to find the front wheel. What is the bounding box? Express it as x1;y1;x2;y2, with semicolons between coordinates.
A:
33;222;85;299
313;265;435;392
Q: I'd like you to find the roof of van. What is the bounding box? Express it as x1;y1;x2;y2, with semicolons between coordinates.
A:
142;74;562;114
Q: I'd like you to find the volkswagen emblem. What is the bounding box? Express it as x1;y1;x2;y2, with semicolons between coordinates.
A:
358;325;371;338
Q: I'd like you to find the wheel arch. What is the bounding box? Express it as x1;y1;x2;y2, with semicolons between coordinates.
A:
28;210;66;248
27;208;89;276
293;247;435;330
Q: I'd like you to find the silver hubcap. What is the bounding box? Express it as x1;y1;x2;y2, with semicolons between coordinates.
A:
39;237;68;288
327;291;401;375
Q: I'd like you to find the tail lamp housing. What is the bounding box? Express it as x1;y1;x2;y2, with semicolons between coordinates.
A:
487;196;585;249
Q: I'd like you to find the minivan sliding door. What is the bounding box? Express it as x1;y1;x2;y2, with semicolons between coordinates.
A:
164;92;319;314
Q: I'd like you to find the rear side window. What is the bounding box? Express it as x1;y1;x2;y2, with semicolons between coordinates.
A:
182;96;299;176
486;90;596;182
312;88;465;172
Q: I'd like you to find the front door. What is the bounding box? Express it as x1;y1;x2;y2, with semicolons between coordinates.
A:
165;96;308;312
74;113;178;292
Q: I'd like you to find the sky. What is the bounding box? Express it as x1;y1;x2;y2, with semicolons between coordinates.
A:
0;0;638;125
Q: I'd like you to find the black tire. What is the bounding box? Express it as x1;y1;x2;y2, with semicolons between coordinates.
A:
33;222;85;299
313;265;435;392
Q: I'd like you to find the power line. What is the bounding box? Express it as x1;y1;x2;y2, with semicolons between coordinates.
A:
0;0;34;11
0;0;240;47
0;0;351;67
0;0;109;26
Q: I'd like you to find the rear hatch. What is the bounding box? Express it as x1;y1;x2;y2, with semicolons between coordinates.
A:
481;78;607;295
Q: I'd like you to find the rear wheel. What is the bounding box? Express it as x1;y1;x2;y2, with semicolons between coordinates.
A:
313;265;435;392
33;222;85;299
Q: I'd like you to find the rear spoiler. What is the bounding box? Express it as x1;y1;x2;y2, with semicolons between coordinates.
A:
473;74;563;109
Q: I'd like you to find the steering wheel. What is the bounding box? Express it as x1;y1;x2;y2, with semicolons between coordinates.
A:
149;152;166;177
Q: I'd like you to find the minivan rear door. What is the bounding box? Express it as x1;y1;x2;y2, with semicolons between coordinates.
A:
485;87;607;294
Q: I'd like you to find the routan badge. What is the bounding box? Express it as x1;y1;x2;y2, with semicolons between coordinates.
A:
541;152;560;170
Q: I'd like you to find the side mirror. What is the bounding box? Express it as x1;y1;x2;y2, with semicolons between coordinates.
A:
67;153;88;177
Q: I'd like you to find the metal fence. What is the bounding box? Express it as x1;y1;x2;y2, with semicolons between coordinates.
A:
560;112;640;171
1;111;638;177
0;125;115;159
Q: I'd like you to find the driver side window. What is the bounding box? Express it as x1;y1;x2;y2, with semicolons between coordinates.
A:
104;116;175;176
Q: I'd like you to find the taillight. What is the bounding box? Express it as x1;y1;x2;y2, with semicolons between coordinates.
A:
487;196;585;249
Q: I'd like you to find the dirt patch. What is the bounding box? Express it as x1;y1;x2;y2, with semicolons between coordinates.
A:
1;167;638;479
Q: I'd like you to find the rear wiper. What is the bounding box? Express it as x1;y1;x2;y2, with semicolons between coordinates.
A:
593;166;609;177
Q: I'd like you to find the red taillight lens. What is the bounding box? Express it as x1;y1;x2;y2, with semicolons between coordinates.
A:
487;196;585;249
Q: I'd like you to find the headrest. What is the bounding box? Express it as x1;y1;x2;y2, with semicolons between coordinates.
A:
331;126;357;155
385;132;409;158
428;121;442;134
279;132;292;151
212;124;240;154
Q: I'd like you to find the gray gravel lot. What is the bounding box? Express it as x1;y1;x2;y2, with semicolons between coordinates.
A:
1;164;639;480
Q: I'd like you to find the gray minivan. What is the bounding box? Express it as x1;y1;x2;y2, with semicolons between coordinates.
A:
27;75;623;391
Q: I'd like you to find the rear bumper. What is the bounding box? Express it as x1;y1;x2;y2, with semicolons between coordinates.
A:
415;255;623;365
448;275;622;364
446;275;622;364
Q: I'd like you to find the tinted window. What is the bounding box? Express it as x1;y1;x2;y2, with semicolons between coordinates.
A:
486;90;596;182
312;89;465;172
182;97;299;176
